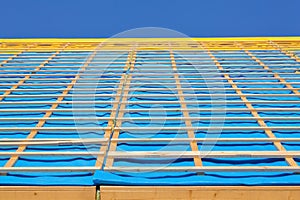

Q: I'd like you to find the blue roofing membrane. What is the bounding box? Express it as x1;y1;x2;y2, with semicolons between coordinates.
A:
0;49;300;186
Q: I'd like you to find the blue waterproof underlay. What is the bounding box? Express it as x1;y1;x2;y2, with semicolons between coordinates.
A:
93;171;300;186
0;50;300;186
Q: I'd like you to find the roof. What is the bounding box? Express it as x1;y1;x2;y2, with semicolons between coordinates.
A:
0;38;300;186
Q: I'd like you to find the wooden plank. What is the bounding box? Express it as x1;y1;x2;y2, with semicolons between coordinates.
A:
1;137;300;146
0;126;299;131
2;81;300;86
0;152;104;156
0;141;102;146
2;150;300;158
105;166;300;172
2;116;300;121
0;126;300;131
170;49;203;167
0;167;98;172
1;87;300;92
104;48;137;168
0;166;300;172
0;58;298;65
1;100;300;105
111;137;300;142
2;66;300;73
1;107;300;113
107;151;300;158
0;186;95;200
2;77;300;81
0;72;299;77
0;139;107;146
100;186;300;200
95;48;137;168
2;93;300;99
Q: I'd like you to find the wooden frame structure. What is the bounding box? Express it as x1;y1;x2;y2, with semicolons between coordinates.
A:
0;37;300;199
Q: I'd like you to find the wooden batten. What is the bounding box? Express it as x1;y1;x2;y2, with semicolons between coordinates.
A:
0;186;96;200
100;186;300;200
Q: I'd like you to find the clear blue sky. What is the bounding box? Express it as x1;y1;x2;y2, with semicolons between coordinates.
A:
0;0;299;38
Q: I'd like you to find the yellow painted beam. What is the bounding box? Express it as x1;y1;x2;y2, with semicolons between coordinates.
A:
0;36;300;43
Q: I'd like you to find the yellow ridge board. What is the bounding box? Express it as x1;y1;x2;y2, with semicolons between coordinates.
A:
0;36;300;43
